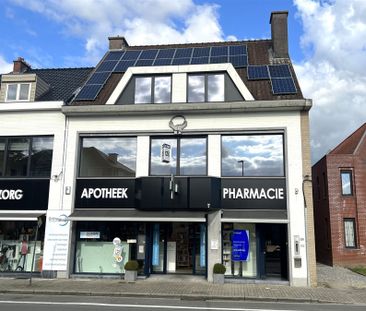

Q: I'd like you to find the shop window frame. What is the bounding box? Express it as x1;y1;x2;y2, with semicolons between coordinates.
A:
149;135;208;176
220;133;286;177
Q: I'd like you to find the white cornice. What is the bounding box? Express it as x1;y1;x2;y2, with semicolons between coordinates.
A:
0;101;63;112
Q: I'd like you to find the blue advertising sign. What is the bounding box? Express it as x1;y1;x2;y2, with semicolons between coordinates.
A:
231;230;249;261
152;224;160;266
200;224;206;267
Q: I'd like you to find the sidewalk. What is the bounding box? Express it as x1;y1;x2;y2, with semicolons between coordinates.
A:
0;274;366;305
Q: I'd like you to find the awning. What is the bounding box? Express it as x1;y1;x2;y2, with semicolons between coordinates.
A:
69;209;207;222
0;211;45;221
222;209;288;224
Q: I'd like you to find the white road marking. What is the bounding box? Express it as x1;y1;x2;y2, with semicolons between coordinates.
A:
0;300;298;311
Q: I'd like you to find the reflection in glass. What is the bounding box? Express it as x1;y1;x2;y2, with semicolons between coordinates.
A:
135;77;152;104
188;75;205;102
0;139;5;176
19;84;30;100
30;137;53;177
180;138;206;175
341;172;352;195
79;137;136;177
221;135;284;176
7;84;17;101
6;138;30;177
154;76;171;103
208;74;224;102
150;138;177;175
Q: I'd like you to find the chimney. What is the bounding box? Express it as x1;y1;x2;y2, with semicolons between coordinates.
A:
13;57;31;73
270;11;289;58
108;36;129;50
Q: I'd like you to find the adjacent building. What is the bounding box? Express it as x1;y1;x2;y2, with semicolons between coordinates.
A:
0;11;316;287
312;123;366;267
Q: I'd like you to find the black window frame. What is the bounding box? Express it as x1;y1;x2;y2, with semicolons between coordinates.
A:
0;135;53;178
340;170;353;196
187;72;225;103
220;133;286;177
343;218;357;248
78;135;138;178
149;136;208;176
134;75;172;104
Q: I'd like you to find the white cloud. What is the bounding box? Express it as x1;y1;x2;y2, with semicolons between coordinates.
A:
294;0;366;163
0;55;13;74
9;0;233;66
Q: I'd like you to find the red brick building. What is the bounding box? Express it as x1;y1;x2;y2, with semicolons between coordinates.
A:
312;123;366;266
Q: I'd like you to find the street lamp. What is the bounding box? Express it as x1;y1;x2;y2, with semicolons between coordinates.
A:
237;160;245;177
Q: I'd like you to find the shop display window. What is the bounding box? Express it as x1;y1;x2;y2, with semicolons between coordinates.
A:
0;221;44;273
222;223;257;278
74;222;146;274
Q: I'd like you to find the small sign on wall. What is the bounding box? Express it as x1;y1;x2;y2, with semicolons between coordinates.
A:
210;239;219;250
161;144;171;163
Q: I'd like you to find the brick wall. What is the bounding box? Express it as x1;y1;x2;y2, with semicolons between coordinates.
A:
301;111;317;287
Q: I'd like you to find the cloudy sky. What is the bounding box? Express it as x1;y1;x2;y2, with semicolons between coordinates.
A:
0;0;365;163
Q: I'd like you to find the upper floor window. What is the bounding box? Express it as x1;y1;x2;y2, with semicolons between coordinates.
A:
79;137;136;177
0;136;53;177
340;170;353;196
150;137;207;176
221;134;284;177
135;76;171;104
6;83;31;101
188;73;224;102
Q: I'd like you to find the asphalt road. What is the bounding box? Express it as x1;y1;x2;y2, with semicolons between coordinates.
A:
0;294;365;311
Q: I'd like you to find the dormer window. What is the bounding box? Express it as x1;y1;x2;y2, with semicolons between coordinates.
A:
188;73;224;103
134;76;171;104
6;83;31;101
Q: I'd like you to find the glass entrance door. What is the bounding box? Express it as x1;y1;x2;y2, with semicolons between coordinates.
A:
150;223;206;275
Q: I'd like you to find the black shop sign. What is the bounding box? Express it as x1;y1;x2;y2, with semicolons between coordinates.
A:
0;179;50;210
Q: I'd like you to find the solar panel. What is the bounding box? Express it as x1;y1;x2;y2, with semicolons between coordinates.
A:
114;60;136;72
211;46;228;56
247;65;269;80
209;56;228;64
135;59;154;66
95;61;118;72
271;78;297;94
191;57;209;65
172;58;191;65
174;48;193;58
140;49;158;60
268;64;291;78
153;58;172;66
74;84;103;101
193;47;210;57
87;72;111;84
229;56;247;67
122;50;142;60
229;45;247;55
104;51;125;61
156;49;175;59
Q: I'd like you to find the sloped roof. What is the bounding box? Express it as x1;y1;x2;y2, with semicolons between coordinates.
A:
329;123;366;155
71;39;304;106
28;67;93;102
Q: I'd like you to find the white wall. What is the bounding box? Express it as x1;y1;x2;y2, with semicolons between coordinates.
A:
63;110;307;284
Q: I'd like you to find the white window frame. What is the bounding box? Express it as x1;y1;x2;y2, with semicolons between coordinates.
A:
5;83;31;102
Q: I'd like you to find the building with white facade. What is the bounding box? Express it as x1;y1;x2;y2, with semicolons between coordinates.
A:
0;11;316;287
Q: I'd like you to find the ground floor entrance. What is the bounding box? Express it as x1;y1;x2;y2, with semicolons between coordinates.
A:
149;223;206;275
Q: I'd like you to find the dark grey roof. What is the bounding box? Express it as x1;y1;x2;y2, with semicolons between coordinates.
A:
28;67;93;102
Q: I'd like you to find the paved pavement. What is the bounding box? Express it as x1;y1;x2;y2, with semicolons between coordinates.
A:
0;264;365;305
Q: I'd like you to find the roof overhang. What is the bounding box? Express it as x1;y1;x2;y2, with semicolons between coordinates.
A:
0;211;45;221
62;99;311;117
68;209;207;222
